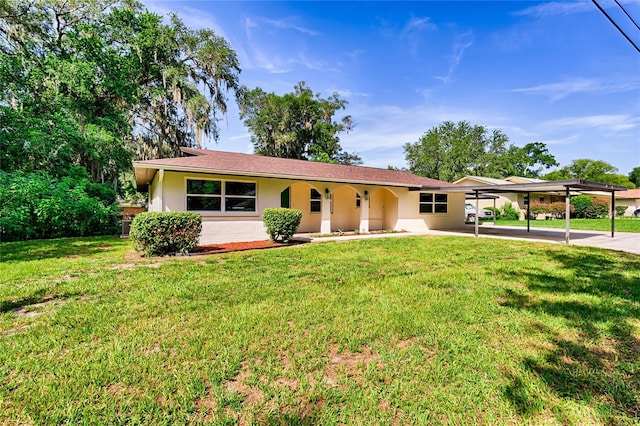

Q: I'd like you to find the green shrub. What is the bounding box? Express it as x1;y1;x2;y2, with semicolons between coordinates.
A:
262;208;303;242
615;205;628;216
585;198;609;219
500;202;520;220
484;207;501;219
129;212;202;256
0;170;120;242
571;195;609;219
570;195;593;218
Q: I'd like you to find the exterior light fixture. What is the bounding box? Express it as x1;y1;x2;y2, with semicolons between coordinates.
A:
364;190;369;201
325;188;331;199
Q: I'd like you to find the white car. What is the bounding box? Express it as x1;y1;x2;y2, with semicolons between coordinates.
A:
465;203;494;221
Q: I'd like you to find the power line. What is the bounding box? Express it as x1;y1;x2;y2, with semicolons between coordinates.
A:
592;0;640;53
614;0;640;31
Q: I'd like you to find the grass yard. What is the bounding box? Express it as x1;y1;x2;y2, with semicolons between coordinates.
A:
1;235;639;424
495;217;640;233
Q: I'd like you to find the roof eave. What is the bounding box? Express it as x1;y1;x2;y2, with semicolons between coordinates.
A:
132;162;430;189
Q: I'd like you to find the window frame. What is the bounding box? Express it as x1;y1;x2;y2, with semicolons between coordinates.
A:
185;177;257;214
310;188;322;213
419;192;448;214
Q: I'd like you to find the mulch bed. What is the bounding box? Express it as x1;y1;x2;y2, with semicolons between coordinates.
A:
192;239;304;255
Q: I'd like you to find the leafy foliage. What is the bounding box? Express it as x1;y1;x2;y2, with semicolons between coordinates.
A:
527;202;573;219
0;169;120;242
629;167;640;187
129;211;202;256
404;121;557;181
570;195;609;219
544;159;635;188
239;82;360;164
500;202;520;220
262;208;303;242
0;0;240;187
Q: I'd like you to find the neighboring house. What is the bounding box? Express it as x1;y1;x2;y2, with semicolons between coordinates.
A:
133;148;465;244
454;176;565;217
615;188;640;216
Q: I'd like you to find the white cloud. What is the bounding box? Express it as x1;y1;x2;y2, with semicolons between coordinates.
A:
434;31;474;84
545;114;640;132
403;16;437;34
144;2;229;39
512;77;640;101
513;2;594;18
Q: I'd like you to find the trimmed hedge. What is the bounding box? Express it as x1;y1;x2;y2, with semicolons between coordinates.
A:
129;212;202;256
262;208;303;242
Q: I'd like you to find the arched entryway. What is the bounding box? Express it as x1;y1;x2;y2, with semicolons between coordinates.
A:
369;187;398;231
286;182;323;233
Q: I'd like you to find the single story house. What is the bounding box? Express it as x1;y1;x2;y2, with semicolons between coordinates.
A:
454;176;566;217
614;188;640;216
133;148;465;244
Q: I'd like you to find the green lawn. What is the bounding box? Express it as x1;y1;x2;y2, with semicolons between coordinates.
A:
1;236;639;424
495;217;640;233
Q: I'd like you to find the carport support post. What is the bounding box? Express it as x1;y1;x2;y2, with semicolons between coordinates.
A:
565;187;571;244
611;191;615;238
474;191;479;237
526;191;530;232
493;197;496;226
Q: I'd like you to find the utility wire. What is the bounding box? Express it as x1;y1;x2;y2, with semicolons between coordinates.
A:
614;0;640;31
592;0;640;53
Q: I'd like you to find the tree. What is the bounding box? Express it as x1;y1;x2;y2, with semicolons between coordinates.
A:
238;81;360;164
496;142;559;178
0;0;240;187
403;121;556;182
544;159;635;188
629;166;640;187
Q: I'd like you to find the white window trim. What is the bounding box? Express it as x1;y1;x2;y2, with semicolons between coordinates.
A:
184;177;258;216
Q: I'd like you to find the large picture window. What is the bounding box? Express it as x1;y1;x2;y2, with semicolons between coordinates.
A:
187;179;256;212
420;193;447;214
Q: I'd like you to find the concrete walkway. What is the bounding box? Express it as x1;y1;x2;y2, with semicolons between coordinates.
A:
298;225;640;255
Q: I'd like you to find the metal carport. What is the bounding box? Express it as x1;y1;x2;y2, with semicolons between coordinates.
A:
427;180;629;244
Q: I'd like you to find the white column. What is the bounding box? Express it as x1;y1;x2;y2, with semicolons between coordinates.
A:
320;191;332;234
158;169;164;211
359;191;370;233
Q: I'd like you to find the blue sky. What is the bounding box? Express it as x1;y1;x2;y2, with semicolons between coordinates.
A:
146;1;640;175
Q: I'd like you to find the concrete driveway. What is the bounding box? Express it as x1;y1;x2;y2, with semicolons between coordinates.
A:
428;224;640;255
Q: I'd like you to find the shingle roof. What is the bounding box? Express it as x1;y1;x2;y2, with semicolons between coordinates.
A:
133;148;457;189
617;188;640;199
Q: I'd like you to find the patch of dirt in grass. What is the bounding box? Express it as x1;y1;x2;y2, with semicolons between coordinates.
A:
110;262;163;270
224;361;264;405
11;295;68;319
107;382;141;398
139;342;165;356
194;385;218;422
323;344;384;389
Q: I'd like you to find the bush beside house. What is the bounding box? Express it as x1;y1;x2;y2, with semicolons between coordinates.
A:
129;212;202;256
262;208;303;242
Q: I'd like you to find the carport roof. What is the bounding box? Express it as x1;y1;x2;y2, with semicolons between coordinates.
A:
423;179;629;194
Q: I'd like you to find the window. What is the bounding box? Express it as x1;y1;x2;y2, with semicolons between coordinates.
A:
524;195;529;205
539;196;545;203
356;193;361;208
281;187;290;208
310;188;321;213
187;179;256;212
419;193;447;214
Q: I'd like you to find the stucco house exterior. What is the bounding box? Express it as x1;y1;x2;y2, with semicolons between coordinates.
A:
454;175;565;217
614;188;640;216
133;148;465;244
